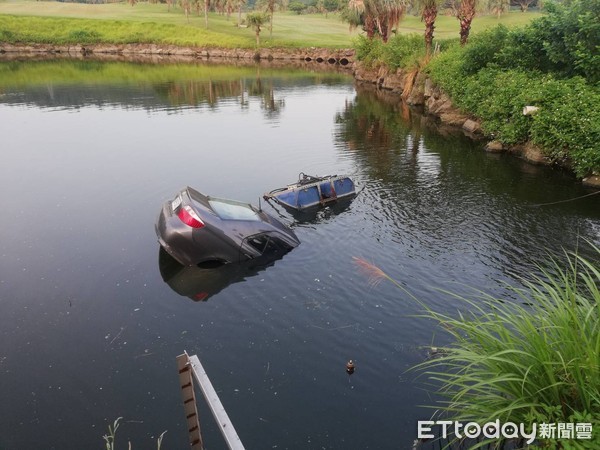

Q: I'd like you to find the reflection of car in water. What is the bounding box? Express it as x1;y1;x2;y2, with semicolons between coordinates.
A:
158;247;290;302
269;195;356;224
155;187;300;266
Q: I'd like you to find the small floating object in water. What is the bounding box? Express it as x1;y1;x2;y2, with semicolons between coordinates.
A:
346;360;355;375
264;172;356;211
427;347;449;359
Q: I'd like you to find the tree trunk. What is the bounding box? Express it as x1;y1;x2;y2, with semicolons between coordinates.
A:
204;0;209;28
457;0;476;46
238;5;242;26
256;28;260;46
364;16;376;40
423;5;438;54
380;21;389;43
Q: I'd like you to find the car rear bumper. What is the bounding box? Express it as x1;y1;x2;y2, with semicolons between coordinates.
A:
155;203;197;266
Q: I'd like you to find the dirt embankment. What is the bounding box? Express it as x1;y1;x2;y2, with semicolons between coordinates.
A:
353;63;600;188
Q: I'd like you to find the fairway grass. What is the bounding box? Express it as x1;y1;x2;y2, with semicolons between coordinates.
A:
0;1;543;49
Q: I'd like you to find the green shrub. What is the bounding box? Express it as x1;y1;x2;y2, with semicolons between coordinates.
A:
530;0;600;83
353;35;385;69
424;42;465;93
427;36;600;176
459;25;511;75
530;77;600;177
289;1;307;14
381;34;427;71
356;34;437;72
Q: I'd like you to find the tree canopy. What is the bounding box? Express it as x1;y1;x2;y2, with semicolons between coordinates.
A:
341;0;407;42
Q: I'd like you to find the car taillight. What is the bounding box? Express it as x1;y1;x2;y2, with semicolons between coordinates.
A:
178;205;205;228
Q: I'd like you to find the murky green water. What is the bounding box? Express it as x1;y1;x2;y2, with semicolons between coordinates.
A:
0;59;598;449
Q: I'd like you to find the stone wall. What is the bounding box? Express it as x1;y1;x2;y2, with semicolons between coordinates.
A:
0;43;355;65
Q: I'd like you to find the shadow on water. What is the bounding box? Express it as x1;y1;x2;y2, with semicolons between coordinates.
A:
158;246;293;302
264;195;357;225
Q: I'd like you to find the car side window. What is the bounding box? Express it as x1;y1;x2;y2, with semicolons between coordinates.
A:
247;234;292;256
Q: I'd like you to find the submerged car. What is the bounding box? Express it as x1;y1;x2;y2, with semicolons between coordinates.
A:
264;173;356;211
155;187;300;266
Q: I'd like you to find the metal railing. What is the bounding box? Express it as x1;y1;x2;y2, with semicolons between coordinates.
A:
177;352;245;450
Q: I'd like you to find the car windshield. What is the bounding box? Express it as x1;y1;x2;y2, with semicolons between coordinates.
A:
208;199;261;221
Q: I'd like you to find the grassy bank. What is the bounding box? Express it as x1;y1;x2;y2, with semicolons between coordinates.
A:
0;2;357;48
0;1;542;48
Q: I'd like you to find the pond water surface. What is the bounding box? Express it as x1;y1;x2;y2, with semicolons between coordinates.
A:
0;59;599;450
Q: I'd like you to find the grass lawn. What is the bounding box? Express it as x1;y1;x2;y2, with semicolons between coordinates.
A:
0;0;543;48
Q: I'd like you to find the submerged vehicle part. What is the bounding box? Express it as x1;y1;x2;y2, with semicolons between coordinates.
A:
158;246;290;302
264;173;356;211
155;187;299;266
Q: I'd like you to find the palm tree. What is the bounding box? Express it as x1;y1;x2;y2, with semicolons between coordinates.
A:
202;0;223;28
265;0;276;38
414;0;442;54
344;0;406;42
488;0;509;18
237;0;246;26
456;0;477;45
246;12;270;46
181;0;192;22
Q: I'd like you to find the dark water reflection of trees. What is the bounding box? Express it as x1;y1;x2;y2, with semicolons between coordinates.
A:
335;83;600;278
0;58;350;117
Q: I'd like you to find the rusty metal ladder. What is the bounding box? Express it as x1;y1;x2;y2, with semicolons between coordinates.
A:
177;352;245;450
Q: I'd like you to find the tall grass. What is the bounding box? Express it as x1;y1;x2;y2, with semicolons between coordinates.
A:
103;417;167;450
355;246;600;447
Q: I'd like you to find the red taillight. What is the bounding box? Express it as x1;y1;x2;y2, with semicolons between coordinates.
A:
177;205;205;228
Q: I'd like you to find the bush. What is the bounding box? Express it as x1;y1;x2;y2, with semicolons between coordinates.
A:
353;35;385;69
530;0;600;83
459;25;512;75
530;77;600;177
288;1;307;14
426;24;600;176
355;34;430;71
457;0;600;83
464;69;542;144
381;34;427;71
